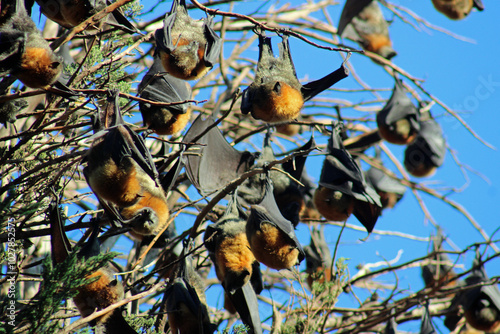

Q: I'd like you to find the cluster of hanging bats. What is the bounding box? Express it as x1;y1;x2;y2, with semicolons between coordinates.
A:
0;0;496;333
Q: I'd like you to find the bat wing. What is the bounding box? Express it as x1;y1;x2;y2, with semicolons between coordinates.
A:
105;90;160;185
384;314;398;334
0;31;26;77
352;197;382;233
249;178;305;261
300;60;349;102
226;283;263;334
418;118;446;167
378;78;420;128
473;0;484;10
337;0;373;36
138;56;191;115
282;136;316;180
305;225;331;271
420;304;437;334
49;195;71;264
166;277;205;322
278;34;298;80
154;3;178;54
104;0;139;34
183;114;255;196
250;261;263;295
366;167;406;195
160;150;184;194
202;15;222;66
104;309;138;333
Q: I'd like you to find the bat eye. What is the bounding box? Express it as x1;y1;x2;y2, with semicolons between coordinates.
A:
273;81;282;93
110;279;118;287
51;61;61;69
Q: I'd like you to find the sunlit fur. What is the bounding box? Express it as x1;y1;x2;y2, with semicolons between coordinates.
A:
160;38;210;81
89;158;142;207
313;186;355;222
73;268;123;324
378;118;418;145
249;223;299;270
432;0;475;20
120;190;169;235
362;33;395;59
17;47;61;88
349;1;397;60
215;232;255;291
251;81;304;123
144;107;192;135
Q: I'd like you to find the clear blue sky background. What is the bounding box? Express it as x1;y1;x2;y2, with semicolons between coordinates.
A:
30;0;499;332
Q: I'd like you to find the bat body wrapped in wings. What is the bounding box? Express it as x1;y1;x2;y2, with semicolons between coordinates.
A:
431;0;484;20
138;55;192;135
376;77;420;145
48;198;137;333
421;232;458;290
0;0;62;89
404;115;446;178
314;125;382;232
241;30;348;123
155;0;221;81
84;90;171;237
35;0;138;33
246;178;305;270
204;191;263;333
338;0;397;60
165;250;216;334
421;303;438;334
456;250;500;332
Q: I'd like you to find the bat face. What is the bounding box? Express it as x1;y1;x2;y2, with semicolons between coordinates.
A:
404;117;446;178
155;0;221;80
35;0;138;33
241;31;349;123
183;113;256;196
246;179;305;270
338;0;397;60
138;55;192;135
0;0;63;89
431;0;484;20
315;126;381;231
376;78;420;145
366;167;406;209
84;90;170;236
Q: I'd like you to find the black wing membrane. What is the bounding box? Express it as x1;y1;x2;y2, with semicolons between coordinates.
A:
183;114;255;196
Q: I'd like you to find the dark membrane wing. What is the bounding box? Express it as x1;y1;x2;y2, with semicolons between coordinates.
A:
301;61;349;102
337;0;373;36
183;114;254;196
139;56;191;115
